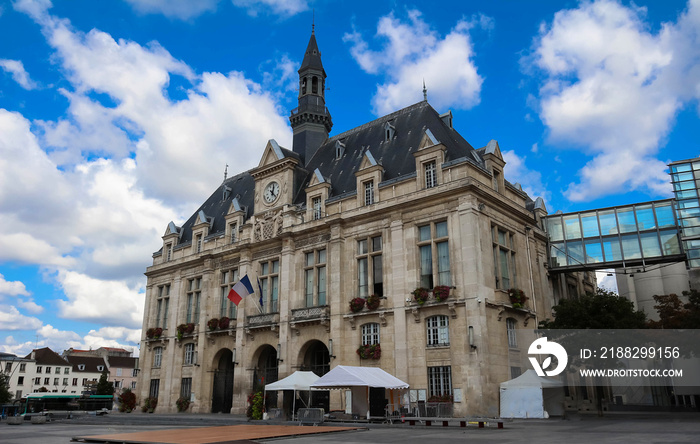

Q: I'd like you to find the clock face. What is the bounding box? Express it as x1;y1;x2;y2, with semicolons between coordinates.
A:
263;181;280;203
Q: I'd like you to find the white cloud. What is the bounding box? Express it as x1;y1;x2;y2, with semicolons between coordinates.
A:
0;273;30;297
0;305;43;331
502;149;550;205
0;59;39;89
17;300;44;314
56;270;144;328
37;324;82;342
123;0;219;20
344;10;485;115
527;0;700;201
231;0;308;17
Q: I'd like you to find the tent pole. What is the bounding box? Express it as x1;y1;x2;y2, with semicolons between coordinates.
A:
293;390;296;421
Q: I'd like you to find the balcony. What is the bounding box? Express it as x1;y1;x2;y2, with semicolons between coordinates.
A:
245;312;280;340
290;306;330;335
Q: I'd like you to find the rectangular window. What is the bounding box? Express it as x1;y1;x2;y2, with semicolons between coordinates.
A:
428;366;452;398
312;197;322;220
417;222;450;289
427;316;450;346
55;367;60;374
18;376;24;386
72;378;78;386
131;381;137;389
4;362;11;372
37;366;42;374
220;269;239;320
153;347;162;368
195;234;203;253
304;249;327;307
15;390;22;399
46;367;51;374
260;259;280;313
357;236;383;298
511;367;522;379
35;377;40;385
361;323;380;345
166;243;172;261
62;378;68;386
181;377;192;400
364;180;374;206
20;363;26;372
64;367;69;375
184;343;196;365
82;378;87;386
493;226;516;290
44;378;50;385
149;379;160;399
53;378;59;386
425;161;437;189
186;278;202;323
116;368;122;377
114;380;121;389
506;318;517;348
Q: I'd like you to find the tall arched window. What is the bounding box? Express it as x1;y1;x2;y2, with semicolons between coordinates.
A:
153;347;162;368
312;76;318;94
301;78;307;95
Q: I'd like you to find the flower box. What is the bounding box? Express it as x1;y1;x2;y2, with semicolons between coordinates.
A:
350;297;366;313
366;294;381;310
413;288;429;305
357;343;381;359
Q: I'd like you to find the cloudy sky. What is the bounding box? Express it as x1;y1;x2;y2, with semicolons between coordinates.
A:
1;0;698;357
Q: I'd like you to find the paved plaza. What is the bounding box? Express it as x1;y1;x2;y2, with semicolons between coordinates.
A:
2;412;700;444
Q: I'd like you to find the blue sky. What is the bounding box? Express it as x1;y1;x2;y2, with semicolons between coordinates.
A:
1;0;699;357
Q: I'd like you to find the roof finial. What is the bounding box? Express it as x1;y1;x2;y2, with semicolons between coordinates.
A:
312;9;315;34
423;79;427;101
224;164;228;181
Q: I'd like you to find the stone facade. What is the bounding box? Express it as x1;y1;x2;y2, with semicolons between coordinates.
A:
137;31;591;416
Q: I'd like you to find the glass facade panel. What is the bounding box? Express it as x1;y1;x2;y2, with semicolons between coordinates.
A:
640;232;662;258
602;237;623;261
547;217;564;241
550;243;567;267
671;163;691;173
655;204;676;226
635;205;656;230
598;210;618;235
584;240;604;263
567;241;584;266
660;230;681;255
617;208;637;233
621;234;642;259
563;215;581;239
581;213;599;238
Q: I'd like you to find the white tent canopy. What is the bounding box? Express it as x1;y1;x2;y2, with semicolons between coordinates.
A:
311;365;409;419
264;371;322;420
265;371;321;391
499;370;565;418
310;365;409;390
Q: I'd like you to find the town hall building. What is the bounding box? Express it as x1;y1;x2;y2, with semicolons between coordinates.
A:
137;30;591;416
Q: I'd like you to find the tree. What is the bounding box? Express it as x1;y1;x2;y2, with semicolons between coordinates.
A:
647;290;700;329
0;372;11;403
540;288;647;329
95;370;114;396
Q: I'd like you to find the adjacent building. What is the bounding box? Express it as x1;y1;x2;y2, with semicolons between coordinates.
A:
138;30;589;416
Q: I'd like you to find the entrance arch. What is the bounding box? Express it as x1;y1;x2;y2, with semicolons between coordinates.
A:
298;340;330;412
211;349;234;413
253;344;279;410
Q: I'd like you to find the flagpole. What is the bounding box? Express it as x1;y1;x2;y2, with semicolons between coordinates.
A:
255;276;264;315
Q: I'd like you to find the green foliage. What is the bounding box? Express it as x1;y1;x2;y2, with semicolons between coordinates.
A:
246;392;264;420
96;370;115;395
539;288;647;329
117;388;137;412
648;290;700;329
0;372;12;403
356;343;381;359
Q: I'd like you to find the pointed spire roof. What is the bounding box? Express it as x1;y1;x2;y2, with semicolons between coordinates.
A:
300;30;325;74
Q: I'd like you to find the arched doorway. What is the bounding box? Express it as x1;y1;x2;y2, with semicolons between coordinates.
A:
211;349;234;413
253;345;279;410
300;340;330;412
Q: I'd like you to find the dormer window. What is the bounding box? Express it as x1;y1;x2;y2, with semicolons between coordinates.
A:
312;197;322;220
195;234;202;253
335;140;345;160
97;365;104;372
425;161;437;189
78;364;85;371
493;169;501;193
229;222;237;244
364;181;375;206
166;243;172;261
384;121;395;141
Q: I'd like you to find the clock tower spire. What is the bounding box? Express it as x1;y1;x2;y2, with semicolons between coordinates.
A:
289;26;333;166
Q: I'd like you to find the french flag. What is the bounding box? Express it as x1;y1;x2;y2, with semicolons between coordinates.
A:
227;274;255;306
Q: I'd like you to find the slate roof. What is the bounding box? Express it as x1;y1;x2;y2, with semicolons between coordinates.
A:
107;356;137;369
299;31;325;74
65;355;107;373
164;100;496;250
25;347;70;366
